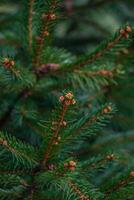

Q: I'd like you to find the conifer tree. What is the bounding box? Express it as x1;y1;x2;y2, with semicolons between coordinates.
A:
0;0;134;199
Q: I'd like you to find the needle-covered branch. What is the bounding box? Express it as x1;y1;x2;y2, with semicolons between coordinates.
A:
0;132;38;170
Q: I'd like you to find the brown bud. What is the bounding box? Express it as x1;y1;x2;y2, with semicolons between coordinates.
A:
65;92;73;100
69;160;76;167
69;166;75;171
106;154;114;161
103;108;109;114
103;106;112;114
65;100;71;106
130;171;134;177
99;69;112;76
57;136;61;141
59;96;65;102
72;99;76;105
42;13;56;20
3;58;15;68
120;29;126;36
3;58;9;64
49;14;56;20
62;121;67;126
3;58;12;68
43;31;49;37
0;139;4;145
64;163;68;168
1;140;8;146
11;60;15;66
53;141;58;145
126;26;132;33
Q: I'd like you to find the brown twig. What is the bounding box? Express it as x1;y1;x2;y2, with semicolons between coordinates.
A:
72;35;123;70
65;107;103;141
28;0;34;50
42;103;68;166
0;137;37;164
104;176;133;198
68;180;91;200
34;0;57;68
70;26;132;71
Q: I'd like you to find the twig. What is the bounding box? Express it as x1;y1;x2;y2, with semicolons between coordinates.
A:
70;26;132;71
42;103;68;166
34;0;57;68
0;137;37;164
68;180;91;200
104;176;133;198
28;0;34;50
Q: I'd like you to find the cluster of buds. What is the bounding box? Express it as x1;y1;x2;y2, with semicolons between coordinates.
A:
103;106;112;114
59;92;76;106
42;13;56;21
43;30;50;37
130;171;134;177
51;121;67;134
106;154;115;161
120;25;132;39
64;160;76;171
52;120;67;128
98;69;113;76
3;58;15;69
53;136;61;145
0;138;7;146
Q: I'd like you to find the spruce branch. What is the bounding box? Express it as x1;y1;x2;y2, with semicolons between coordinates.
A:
70;26;132;71
0;132;38;168
0;58;20;77
66;104;115;141
0;138;29;162
79;154;116;173
104;175;134;199
74;69;113;77
34;0;58;68
42;92;75;166
0;26;131;130
68;180;91;200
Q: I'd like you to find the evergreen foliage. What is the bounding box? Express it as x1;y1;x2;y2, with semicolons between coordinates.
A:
0;0;134;199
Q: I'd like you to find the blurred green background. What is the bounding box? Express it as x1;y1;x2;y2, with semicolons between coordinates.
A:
55;0;134;54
